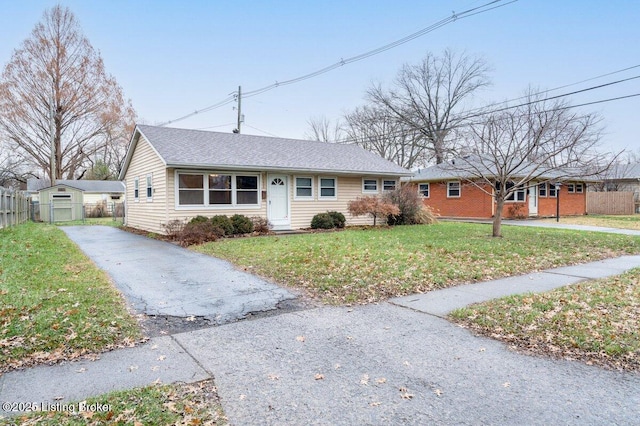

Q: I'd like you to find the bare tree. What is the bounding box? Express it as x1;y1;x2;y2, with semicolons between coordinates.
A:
368;49;491;164
343;105;427;169
447;94;612;237
0;5;136;183
305;116;344;143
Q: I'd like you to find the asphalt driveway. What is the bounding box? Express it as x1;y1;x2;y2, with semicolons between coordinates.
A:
61;226;295;324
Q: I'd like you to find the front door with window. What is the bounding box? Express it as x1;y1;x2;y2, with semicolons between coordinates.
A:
268;175;290;230
528;183;538;216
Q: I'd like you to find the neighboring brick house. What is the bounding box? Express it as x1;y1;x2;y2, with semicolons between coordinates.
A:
118;125;411;233
409;160;588;219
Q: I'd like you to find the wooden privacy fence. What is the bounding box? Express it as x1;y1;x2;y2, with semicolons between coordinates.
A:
0;187;29;229
586;191;635;215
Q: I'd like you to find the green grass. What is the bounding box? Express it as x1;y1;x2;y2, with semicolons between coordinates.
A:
0;380;226;425
543;214;640;230
0;222;142;372
54;217;123;227
450;269;640;371
194;222;640;304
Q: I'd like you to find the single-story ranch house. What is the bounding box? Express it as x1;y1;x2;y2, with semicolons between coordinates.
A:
119;125;411;233
409;160;589;219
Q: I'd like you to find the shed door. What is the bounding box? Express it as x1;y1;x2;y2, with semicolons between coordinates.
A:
268;175;290;230
51;193;73;222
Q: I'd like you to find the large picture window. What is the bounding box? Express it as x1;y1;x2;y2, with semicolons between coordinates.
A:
176;172;259;207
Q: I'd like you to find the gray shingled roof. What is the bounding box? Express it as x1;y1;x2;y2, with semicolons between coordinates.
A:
131;125;410;176
410;154;590;182
52;180;124;193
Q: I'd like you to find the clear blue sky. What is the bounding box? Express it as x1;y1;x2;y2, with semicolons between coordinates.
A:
1;0;638;156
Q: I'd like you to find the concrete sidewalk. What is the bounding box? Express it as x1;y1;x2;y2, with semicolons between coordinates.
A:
2;254;640;423
390;254;640;316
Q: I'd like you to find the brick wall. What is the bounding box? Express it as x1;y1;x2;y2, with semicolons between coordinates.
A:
420;180;586;218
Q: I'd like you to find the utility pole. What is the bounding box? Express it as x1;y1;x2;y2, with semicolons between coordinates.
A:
233;85;243;134
49;94;56;186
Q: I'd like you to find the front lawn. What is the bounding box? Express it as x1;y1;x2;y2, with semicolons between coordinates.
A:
0;380;226;425
0;222;143;372
450;269;640;371
543;214;640;230
194;222;640;304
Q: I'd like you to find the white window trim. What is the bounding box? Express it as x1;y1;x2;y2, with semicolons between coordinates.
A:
174;170;261;210
318;176;338;200
575;183;584;193
549;183;558;198
134;177;139;202
447;181;461;198
382;179;397;192
362;178;379;194
294;176;314;200
418;183;430;198
567;183;576;193
146;173;153;202
504;182;526;203
538;182;547;198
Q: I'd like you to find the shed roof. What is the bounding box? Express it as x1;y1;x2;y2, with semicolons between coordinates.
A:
120;125;410;178
40;180;125;193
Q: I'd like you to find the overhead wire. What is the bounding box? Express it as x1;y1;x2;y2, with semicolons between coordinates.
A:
158;0;515;126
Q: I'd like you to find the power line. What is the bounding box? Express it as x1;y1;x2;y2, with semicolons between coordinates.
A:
469;64;640;114
243;124;280;138
159;0;516;126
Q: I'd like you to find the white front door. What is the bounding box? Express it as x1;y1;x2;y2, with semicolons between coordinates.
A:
528;183;538;216
268;174;290;230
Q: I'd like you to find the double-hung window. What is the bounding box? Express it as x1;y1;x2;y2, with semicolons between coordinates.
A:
447;181;460;198
134;177;139;201
146;174;153;201
383;179;397;191
549;183;558;198
178;174;204;205
575;183;584;193
295;177;313;199
235;176;258;204
319;177;337;199
363;178;378;193
419;183;430;198
503;181;525;202
538;183;547;197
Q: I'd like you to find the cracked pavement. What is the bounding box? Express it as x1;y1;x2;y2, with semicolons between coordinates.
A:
60;226;295;324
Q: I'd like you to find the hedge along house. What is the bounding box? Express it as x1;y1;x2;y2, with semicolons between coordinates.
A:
118;125;411;234
409;158;590;219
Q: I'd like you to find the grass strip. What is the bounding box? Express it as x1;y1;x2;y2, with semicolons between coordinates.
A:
450;268;640;371
0;222;142;372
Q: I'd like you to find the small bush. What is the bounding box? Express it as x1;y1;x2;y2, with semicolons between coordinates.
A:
231;214;254;234
161;219;185;240
327;211;346;228
347;196;400;226
251;216;272;234
508;203;526;219
384;184;424;225
311;213;336;229
189;215;210;224
210;215;234;236
179;221;222;246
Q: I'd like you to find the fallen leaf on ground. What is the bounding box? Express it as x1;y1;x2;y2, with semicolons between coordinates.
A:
314;373;324;380
296;335;305;342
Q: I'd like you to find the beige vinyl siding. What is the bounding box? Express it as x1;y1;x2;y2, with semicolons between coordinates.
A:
123;136;168;233
165;169;268;224
290;175;398;229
